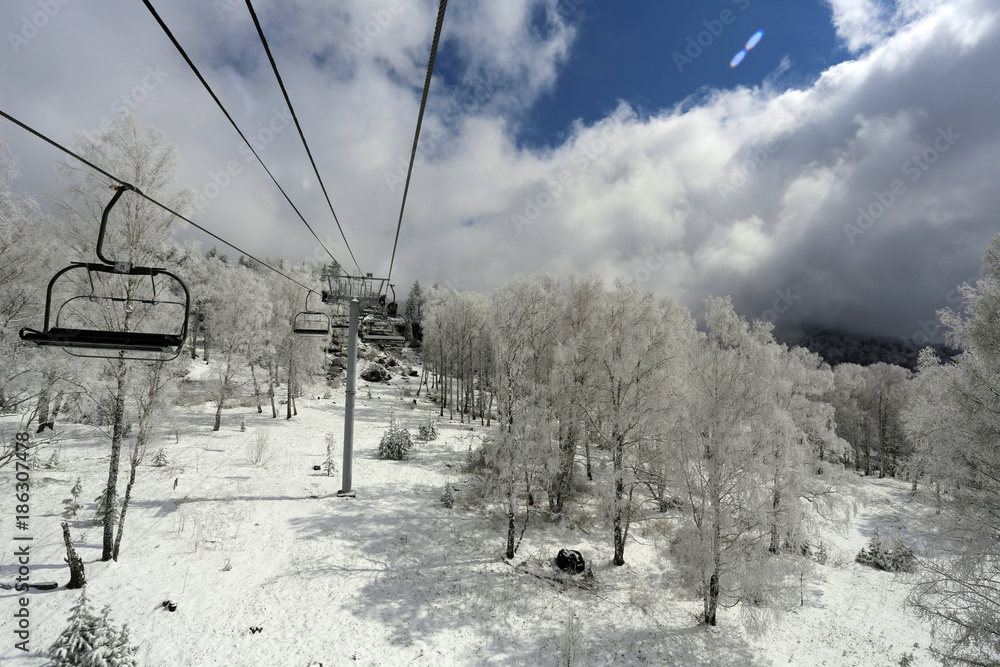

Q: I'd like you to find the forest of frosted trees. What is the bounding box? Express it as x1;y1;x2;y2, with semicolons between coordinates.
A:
415;266;1000;660
2;113;998;664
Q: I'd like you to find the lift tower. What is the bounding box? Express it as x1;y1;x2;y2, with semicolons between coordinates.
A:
323;274;390;497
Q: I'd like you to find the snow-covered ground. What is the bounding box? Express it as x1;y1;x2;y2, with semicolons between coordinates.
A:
1;353;942;666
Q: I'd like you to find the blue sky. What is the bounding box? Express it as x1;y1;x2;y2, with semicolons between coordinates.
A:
1;0;999;340
512;0;849;147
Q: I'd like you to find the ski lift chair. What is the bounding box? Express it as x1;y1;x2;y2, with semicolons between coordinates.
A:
292;291;331;335
19;185;190;360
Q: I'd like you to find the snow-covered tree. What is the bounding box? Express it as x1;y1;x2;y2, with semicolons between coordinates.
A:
403;279;424;342
47;590;99;666
378;411;413;460
487;274;564;558
901;348;962;504
670;297;789;626
48;591;138;667
578;280;691;566
55;112;200;561
207;260;271;431
907;235;1000;664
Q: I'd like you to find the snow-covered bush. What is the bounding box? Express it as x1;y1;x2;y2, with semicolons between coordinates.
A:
417;420;438;442
152;447;168;467
378;412;413;460
48;590;138;666
441;484;454;508
856;528;916;572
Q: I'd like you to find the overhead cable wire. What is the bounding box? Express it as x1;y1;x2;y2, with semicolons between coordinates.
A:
0;107;317;295
385;0;448;287
139;0;358;275
244;0;363;277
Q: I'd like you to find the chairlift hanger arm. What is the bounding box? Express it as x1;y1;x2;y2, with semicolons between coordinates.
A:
96;184;139;266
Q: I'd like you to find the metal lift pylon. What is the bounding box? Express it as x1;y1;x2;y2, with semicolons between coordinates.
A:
324;274;391;498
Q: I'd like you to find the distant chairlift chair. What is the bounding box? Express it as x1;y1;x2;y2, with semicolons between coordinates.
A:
358;285;405;345
19;185;190;360
292;291;331;336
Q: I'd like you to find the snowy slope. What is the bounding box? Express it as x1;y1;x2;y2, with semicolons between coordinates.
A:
0;355;941;666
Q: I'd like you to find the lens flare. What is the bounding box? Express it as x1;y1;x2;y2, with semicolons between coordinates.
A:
746;30;764;50
730;50;747;68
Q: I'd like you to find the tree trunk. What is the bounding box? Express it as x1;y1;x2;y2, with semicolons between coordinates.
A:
102;353;128;561
549;420;577;516
213;361;231;432
268;362;277;419
250;363;263;413
213;398;224;431
61;522;86;589
705;567;720;626
114;360;163;561
416;365;427;398
286;342;294;420
769;487;781;554
113;433;142;561
47;391;65;431
612;432;627;566
34;386;50;433
505;504;516;560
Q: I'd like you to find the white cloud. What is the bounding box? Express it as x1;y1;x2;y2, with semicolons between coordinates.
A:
1;0;999;338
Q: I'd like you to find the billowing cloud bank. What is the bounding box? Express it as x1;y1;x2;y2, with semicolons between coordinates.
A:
1;0;997;340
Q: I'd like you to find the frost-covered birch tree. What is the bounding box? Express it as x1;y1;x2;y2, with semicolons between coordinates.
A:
907;235;1000;664
55;113;199;560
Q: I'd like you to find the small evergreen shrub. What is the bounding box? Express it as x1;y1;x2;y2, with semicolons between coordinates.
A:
62;478;84;518
856;527;916;573
324;432;337;476
94;489;120;527
152;448;168;467
48;590;139;666
378;411;413;461
441;484;455;508
417;420;438;442
44;449;60;469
